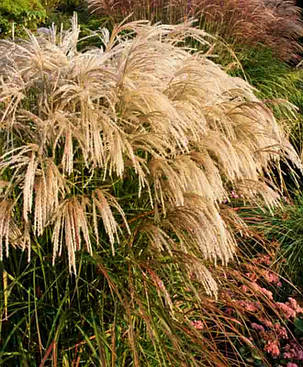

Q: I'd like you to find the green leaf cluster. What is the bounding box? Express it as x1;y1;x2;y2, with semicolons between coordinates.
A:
0;0;46;38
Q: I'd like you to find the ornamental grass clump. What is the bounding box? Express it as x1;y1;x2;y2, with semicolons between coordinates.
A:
0;17;300;290
0;16;302;365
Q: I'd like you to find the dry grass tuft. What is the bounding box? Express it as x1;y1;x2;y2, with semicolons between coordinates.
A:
0;16;300;294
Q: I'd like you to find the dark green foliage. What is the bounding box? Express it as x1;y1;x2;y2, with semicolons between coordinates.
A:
40;0;84;14
237;195;303;290
56;0;83;12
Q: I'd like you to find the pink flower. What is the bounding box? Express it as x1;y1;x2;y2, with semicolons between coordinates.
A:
259;317;273;328
191;320;204;330
274;324;288;339
287;298;303;314
284;352;293;359
240;285;248;293
245;272;258;282
231;190;239;199
277;302;296;319
251;282;273;300
265;339;280;357
283;340;303;360
238;300;259;312
262;270;280;285
253;255;271;266
286;363;298;367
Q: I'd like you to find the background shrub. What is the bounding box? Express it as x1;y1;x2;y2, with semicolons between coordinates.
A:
0;0;46;38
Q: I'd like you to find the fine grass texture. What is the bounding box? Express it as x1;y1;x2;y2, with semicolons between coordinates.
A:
0;16;299;280
230;45;303;153
0;16;301;365
86;0;303;62
245;195;303;290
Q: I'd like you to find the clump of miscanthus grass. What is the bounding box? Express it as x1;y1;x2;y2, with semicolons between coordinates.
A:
0;15;302;365
86;0;303;62
0;14;300;291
